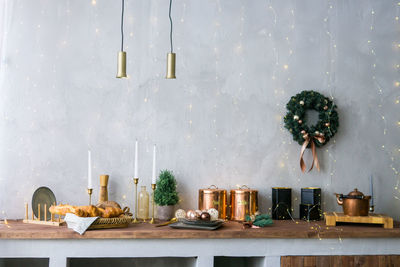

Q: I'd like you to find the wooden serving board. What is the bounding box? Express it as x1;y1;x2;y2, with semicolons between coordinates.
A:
324;212;393;229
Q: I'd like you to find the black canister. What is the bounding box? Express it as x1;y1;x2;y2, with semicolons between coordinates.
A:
299;204;321;221
272;187;292;220
301;187;321;205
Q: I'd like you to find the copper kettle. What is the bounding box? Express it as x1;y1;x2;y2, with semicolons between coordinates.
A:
335;189;371;216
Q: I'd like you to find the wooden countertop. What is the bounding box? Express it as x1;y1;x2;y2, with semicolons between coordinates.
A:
0;220;399;239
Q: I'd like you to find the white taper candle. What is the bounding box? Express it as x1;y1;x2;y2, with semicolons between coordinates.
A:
88;150;92;189
370;175;374;206
152;144;157;184
134;140;139;178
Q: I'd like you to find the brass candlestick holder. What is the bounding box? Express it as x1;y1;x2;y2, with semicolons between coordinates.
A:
87;188;93;205
150;183;156;224
133;178;139;223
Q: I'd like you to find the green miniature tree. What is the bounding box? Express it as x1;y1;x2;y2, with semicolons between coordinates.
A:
154;170;179;206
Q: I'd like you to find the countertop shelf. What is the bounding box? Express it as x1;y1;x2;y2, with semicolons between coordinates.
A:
1;219;400;239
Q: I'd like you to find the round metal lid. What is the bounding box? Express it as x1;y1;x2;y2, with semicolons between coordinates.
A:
230;185;258;194
200;185;226;194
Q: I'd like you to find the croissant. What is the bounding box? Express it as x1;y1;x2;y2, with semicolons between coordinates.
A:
49;204;124;218
101;207;124;218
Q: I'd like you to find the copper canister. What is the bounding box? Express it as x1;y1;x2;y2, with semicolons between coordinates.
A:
198;185;227;219
230;186;258;221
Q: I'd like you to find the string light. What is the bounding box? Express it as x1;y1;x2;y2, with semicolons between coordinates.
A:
212;1;221;170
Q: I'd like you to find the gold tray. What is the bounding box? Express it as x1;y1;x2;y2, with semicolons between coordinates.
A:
88;215;132;230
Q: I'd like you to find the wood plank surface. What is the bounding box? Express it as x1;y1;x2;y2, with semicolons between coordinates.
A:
0;219;399;239
303;256;316;267
281;255;400;267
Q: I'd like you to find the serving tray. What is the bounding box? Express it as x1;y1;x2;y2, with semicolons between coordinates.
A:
181;218;224;227
169;221;224;230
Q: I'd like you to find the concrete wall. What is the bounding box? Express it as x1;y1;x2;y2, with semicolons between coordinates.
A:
0;0;399;219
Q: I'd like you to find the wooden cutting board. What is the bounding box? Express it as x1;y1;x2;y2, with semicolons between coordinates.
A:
324;212;393;229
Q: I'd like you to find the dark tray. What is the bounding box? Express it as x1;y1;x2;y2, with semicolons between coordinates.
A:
169;221;224;230
181;218;224;227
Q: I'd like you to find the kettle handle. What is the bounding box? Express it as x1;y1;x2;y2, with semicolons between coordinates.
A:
335;193;343;205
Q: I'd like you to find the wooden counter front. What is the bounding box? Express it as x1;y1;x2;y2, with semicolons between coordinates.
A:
1;220;399;239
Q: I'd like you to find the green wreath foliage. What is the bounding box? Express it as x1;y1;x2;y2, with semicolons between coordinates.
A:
283;90;339;147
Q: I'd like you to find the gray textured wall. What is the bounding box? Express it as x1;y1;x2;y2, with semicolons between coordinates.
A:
0;0;399;219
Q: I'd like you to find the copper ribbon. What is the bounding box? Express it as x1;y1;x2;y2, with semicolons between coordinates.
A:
300;133;325;173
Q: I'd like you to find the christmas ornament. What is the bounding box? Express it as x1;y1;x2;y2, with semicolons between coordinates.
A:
200;212;211;221
186;210;196;220
207;208;219;221
283;90;339;172
175;209;186;219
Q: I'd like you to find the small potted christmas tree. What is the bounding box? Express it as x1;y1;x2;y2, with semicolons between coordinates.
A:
154;170;179;220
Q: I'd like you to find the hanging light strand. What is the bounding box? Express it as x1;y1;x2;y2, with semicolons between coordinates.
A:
166;0;176;79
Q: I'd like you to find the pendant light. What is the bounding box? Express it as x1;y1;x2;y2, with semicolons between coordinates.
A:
116;0;127;78
166;0;176;79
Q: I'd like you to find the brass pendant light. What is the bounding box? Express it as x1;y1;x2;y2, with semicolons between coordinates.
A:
116;0;127;78
166;0;176;79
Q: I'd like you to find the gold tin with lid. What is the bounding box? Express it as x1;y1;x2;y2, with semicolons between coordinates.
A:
230;185;258;221
198;185;227;219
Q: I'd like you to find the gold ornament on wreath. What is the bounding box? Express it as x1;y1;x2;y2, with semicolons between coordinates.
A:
283;90;339;173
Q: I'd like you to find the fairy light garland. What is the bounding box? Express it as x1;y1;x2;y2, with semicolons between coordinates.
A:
212;1;221;170
392;2;400;199
2;0;400;223
323;0;338;189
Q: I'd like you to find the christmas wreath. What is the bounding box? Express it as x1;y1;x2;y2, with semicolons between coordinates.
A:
283;90;339;172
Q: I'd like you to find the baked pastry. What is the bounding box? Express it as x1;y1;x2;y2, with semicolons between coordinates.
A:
96;201;121;209
101;207;124;218
49;204;75;216
49;204;124;218
74;205;103;217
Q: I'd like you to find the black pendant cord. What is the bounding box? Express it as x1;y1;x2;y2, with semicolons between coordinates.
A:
169;0;173;53
120;0;125;52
